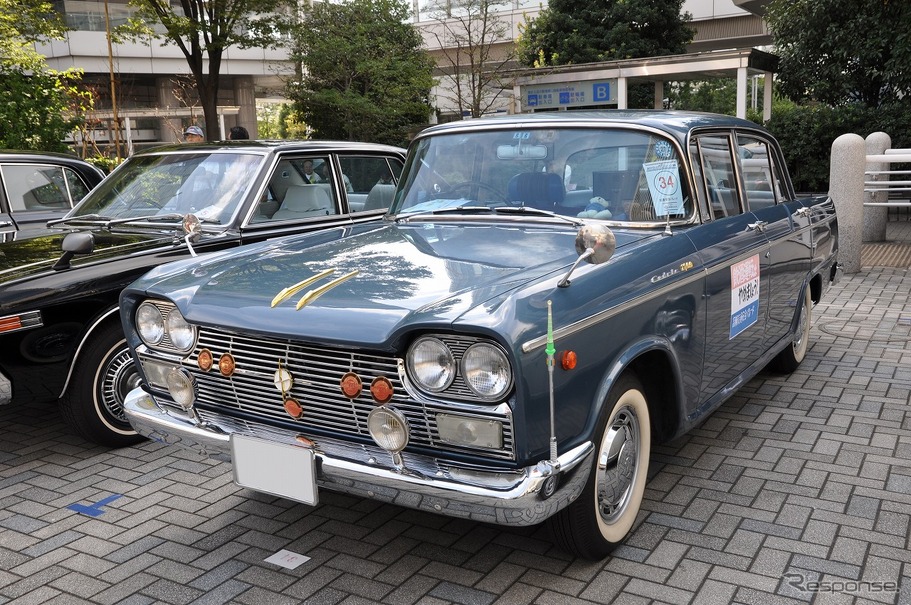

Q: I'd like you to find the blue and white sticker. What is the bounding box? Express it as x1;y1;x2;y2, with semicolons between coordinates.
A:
643;160;684;216
730;255;760;339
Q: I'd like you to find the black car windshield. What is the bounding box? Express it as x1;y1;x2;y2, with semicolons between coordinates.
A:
71;151;265;224
393;127;694;224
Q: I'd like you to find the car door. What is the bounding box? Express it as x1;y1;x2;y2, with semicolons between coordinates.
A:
0;163;85;231
734;132;811;351
688;131;771;397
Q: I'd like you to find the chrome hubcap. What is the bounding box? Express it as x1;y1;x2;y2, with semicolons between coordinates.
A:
100;347;139;423
596;406;640;523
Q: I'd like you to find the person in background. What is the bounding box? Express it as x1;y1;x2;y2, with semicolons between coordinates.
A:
302;159;322;184
183;125;204;143
229;126;249;140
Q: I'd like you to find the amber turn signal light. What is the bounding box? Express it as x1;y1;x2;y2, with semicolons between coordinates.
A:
560;350;577;371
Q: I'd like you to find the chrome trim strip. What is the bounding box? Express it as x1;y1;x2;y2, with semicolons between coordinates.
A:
522;270;706;353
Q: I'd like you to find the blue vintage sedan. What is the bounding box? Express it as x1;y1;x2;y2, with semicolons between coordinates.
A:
120;111;838;559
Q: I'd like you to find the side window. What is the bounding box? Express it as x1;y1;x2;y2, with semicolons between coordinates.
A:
340;155;404;212
1;164;71;211
696;135;741;219
257;156;338;222
64;167;91;203
736;134;782;211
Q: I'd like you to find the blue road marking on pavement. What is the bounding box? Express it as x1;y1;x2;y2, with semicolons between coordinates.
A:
68;494;123;517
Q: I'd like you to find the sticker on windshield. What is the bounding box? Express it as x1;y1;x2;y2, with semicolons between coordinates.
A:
643;160;684;216
730;255;760;339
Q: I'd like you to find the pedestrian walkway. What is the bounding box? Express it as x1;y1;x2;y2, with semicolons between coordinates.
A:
862;217;911;267
0;264;910;604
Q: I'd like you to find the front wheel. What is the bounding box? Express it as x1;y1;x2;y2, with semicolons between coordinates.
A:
547;374;651;559
60;322;145;447
769;286;812;373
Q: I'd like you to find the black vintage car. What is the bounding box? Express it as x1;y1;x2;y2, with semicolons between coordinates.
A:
0;140;405;446
1;151;105;235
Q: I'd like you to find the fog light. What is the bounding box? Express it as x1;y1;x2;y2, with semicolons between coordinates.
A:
367;406;409;452
197;349;213;372
437;413;503;449
166;367;196;410
370;376;394;404
340;372;362;399
218;353;236;377
140;358;177;390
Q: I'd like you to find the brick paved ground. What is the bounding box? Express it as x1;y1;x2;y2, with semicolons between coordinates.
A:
2;255;911;604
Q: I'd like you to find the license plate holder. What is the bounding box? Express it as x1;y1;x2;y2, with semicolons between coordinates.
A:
231;434;318;505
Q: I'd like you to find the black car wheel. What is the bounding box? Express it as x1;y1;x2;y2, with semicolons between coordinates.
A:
548;373;651;559
770;287;812;373
60;322;144;447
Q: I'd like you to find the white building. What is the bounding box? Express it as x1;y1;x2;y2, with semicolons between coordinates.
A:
38;0;770;148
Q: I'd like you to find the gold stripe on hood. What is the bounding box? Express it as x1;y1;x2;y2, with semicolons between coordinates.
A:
270;269;336;308
296;270;359;310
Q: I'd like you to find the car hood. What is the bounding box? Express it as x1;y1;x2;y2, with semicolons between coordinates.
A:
0;226;195;285
134;221;654;348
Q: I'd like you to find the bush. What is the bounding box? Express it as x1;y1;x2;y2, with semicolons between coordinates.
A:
761;102;911;193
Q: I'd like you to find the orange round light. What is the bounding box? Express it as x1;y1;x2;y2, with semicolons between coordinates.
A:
340;372;362;399
560;350;577;371
370;376;394;404
197;348;213;372
283;398;303;419
218;353;236;377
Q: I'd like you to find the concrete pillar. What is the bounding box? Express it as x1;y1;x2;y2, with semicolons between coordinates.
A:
735;67;747;119
763;72;773;122
156;77;182;143
863;132;890;242
654;81;664;109
233;76;258;139
617;77;628;109
829;133;866;273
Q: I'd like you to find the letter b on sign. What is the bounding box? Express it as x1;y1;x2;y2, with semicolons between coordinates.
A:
593;83;610;102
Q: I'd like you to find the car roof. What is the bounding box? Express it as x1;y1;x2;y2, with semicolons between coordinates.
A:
416;110;764;142
134;140;407;156
0;149;101;166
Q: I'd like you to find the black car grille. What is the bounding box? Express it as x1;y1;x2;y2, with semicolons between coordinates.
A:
172;327;516;460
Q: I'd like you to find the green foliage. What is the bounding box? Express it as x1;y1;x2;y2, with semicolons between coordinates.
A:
762;102;911;193
517;0;694;67
765;0;911;107
0;0;92;152
287;0;434;147
116;0;294;138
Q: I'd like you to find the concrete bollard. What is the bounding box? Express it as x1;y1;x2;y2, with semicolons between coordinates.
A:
829;133;866;273
863;132;890;242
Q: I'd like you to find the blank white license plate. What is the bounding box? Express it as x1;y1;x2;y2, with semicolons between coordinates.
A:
230;434;318;505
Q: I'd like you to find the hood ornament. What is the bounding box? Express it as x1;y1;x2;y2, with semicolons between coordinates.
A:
271;268;360;310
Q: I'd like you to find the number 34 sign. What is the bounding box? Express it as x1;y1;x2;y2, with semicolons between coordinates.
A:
643;160;685;216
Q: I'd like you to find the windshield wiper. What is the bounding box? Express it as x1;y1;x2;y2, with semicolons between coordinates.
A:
494;206;583;226
397;205;493;222
47;213;114;227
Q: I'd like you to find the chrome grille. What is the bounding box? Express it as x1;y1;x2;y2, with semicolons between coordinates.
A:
168;327;515;460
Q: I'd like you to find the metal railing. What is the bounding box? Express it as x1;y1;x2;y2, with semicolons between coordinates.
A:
865;148;911;207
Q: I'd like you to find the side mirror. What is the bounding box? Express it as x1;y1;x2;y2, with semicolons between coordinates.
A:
53;232;95;270
558;224;616;287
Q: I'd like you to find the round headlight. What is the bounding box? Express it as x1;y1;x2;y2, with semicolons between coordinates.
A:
461;342;512;400
165;367;196;410
367;406;409;452
166;308;196;352
407;337;455;392
136;302;165;346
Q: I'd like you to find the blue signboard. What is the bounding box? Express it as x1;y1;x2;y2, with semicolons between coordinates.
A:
521;80;618;110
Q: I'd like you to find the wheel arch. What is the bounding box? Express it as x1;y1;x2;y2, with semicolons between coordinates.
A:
593;339;684;446
59;306;121;399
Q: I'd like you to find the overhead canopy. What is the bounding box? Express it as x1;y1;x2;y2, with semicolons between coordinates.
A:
513;48;778;121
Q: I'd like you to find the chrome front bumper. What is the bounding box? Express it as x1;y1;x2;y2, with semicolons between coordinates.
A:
124;387;594;527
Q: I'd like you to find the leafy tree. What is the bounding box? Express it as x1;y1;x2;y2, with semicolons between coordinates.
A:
287;0;434;146
517;0;694;67
0;0;91;152
426;0;517;118
117;0;293;140
765;0;911;107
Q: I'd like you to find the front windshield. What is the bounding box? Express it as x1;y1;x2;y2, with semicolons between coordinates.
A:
72;151;265;224
394;126;694;224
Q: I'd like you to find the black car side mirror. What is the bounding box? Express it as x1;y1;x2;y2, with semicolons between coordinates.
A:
53;232;95;271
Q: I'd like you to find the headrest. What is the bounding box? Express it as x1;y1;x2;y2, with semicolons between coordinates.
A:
506;172;565;207
282;185;331;213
